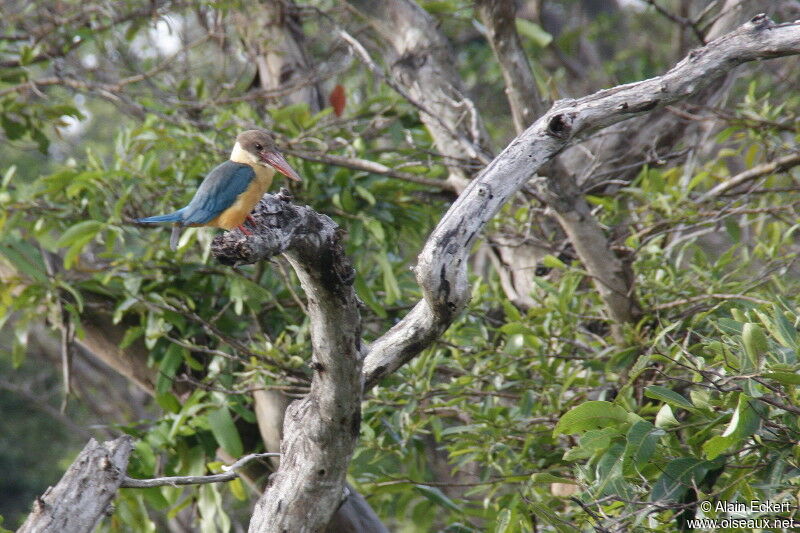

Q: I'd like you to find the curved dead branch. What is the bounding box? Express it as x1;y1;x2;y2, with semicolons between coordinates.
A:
363;15;800;385
212;192;363;533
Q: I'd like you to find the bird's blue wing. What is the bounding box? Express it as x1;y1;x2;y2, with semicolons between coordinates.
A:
180;161;255;225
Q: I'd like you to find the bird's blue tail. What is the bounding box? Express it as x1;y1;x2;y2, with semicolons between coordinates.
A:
136;209;184;224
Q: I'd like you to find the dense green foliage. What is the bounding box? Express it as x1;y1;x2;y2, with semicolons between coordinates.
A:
2;1;800;531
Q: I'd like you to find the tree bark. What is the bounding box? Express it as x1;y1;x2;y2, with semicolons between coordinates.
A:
212;193;364;533
18;437;134;533
346;0;492;190
475;0;545;133
238;0;325;113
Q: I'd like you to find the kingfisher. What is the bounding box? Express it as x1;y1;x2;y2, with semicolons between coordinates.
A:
137;130;302;249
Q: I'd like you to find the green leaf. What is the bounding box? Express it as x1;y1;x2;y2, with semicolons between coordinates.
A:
229;277;245;315
119;326;143;349
166;493;194;520
156;345;184;394
63;234;97;269
55;220;103;248
650;457;710;503
355;185;376;206
654;404;680;428
228;478;247;501
741;322;767;370
623;421;664;475
763;371;800;385
364;218;385;243
0;241;48;284
703;394;764;459
579;427;620;453
515;18;553;47
12;330;27;367
207;407;243;457
644;386;696;411
376;251;400;305
413;484;461;512
771;305;798;350
721;393;762;439
525;501;579;533
0;115;26;140
594;442;627;497
495;508;512;533
702;435;737;460
354;274;386;318
155;392;181;413
553;401;629;436
541;254;567;270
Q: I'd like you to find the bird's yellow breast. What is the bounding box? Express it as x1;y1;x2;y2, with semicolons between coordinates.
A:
208;164;275;230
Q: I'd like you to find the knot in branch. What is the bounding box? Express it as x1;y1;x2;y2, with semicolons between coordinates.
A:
211;192;336;265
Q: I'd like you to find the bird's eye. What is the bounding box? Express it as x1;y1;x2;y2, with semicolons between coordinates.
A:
255;143;263;151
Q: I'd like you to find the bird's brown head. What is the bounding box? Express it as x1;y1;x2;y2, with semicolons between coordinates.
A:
236;130;302;182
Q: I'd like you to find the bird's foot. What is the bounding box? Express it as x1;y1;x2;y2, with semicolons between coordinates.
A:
237;224;253;236
245;214;256;226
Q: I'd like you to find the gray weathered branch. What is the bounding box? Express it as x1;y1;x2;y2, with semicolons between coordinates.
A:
212;192;364;533
476;0;641;330
347;0;644;330
537;0;761;338
475;0;545;132
345;0;493;190
121;452;281;488
363;15;800;384
18;437;134;533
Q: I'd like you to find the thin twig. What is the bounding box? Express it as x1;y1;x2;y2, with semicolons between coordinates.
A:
287;150;454;192
121;452;281;488
697;152;800;202
653;293;771;311
569;498;612;533
641;0;706;44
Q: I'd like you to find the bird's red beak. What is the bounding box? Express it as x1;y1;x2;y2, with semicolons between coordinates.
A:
261;151;302;182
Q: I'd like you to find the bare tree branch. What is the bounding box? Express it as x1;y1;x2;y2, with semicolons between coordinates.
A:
347;0;647;330
212;193;364;532
288;149;456;191
475;0;545;132
697;151;800;201
121;452;281;488
363;15;800;385
344;0;493;189
343;0;560;319
18;437;134;533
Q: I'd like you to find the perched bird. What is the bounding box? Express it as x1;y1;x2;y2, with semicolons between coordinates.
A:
137;130;301;249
